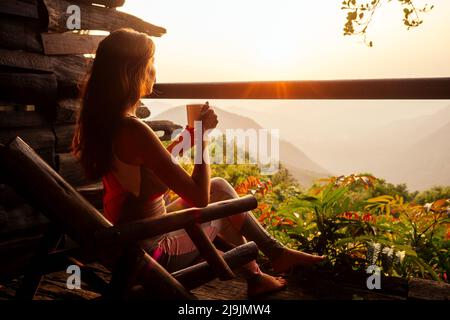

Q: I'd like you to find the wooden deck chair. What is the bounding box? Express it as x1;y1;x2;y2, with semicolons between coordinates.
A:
0;137;260;300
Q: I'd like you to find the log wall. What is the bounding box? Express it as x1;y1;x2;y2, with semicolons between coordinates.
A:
0;0;172;280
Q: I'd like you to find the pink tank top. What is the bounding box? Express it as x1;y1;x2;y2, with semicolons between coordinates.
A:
102;153;167;225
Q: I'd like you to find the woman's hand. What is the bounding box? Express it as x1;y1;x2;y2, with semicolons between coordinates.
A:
199;103;218;133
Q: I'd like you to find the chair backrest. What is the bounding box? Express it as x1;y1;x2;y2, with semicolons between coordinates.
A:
0;137;111;260
1;136;195;299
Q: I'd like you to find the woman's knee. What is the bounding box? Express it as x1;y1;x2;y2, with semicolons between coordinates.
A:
210;177;238;201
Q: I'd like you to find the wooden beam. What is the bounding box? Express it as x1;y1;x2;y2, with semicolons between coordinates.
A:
0;48;53;72
0;234;46;281
55;98;80;123
0;72;57;105
15;227;63;300
54;124;75;153
41;32;105;55
173;241;259;290
135;105;150;119
56;152;97;187
0;15;43;52
76;182;103;209
51;54;93;86
0;184;26;209
144;120;183;141
185;223;235;281
69;0;125;8
0;49;92;87
0;126;55;151
0;125;56;166
149;78;450;100
0;110;49;128
0;138;107;253
408;278;450;300
44;0;166;36
0;0;39;19
0;203;49;242
95;195;258;248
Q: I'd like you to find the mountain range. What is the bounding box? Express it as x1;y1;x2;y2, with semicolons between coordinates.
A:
152;105;330;186
147;101;450;191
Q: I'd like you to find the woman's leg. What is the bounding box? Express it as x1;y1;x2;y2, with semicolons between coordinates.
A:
153;177;262;275
152;177;323;278
197;177;325;273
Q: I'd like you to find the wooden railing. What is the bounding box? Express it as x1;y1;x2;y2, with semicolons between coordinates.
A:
149;77;450;100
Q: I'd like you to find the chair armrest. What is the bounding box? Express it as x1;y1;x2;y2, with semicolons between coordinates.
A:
94;195;257;249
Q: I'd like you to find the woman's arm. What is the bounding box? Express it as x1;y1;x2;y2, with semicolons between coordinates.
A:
165;125;195;157
115;118;211;207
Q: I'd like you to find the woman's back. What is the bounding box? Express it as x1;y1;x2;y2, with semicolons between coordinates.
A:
102;143;168;225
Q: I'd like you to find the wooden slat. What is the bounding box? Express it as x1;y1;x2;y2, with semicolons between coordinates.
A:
41;32;105;55
0;48;52;72
54;124;75;153
0;126;55;167
0;73;57;105
135;105;150;119
0;110;48;128
0;0;39;19
0;235;46;281
185;223;235;281
76;183;103;209
0;184;25;209
51;54;92;86
149;77;450;100
15;227;63;299
144;120;183;141
69;0;125;7
56;152;96;187
173;241;259;290
0;15;43;52
44;0;166;36
408;278;450;300
0;126;55;152
95;195;258;248
0;49;92;88
55;98;80;124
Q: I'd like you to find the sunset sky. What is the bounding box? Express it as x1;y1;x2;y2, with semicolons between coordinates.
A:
121;0;450;82
119;0;449;190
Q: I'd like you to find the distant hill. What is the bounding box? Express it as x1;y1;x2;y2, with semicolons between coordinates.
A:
360;105;450;152
151;105;330;186
388;121;450;190
335;105;450;191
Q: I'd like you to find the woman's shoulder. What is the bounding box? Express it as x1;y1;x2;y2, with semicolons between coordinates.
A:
116;116;152;138
115;116;160;155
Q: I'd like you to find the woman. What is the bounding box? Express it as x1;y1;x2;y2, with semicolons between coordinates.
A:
72;28;325;297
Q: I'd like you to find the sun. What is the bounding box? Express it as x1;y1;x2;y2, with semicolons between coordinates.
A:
254;33;301;66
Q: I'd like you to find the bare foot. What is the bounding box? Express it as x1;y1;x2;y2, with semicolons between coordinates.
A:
271;248;326;273
247;273;287;297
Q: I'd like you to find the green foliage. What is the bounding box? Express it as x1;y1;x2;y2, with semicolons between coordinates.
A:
228;168;449;282
165;138;449;282
414;186;450;205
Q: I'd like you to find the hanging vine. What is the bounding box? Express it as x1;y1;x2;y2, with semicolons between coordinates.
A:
341;0;434;46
